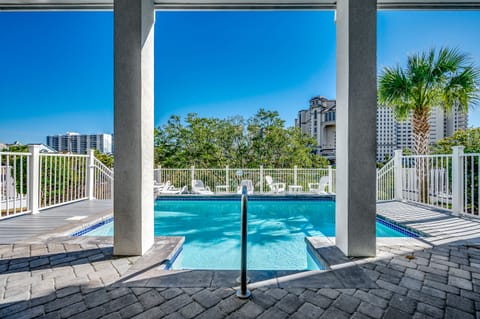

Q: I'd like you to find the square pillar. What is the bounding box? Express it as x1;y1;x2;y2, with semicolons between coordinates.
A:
114;0;155;255
335;0;377;256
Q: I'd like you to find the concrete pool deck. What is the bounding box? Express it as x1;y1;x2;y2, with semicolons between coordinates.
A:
1;200;480;318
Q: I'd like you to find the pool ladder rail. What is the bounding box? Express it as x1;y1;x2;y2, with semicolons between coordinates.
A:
236;185;251;299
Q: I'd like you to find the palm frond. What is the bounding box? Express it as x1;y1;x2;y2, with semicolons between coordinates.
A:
443;65;480;112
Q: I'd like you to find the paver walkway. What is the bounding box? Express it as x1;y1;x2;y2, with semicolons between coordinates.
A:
0;201;479;318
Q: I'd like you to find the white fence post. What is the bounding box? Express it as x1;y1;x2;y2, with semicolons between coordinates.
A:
87;149;95;200
154;165;161;183
28;145;40;214
260;165;264;193
328;165;333;193
191;165;195;190
452;146;464;216
294;165;298;185
394;150;403;201
225;165;229;192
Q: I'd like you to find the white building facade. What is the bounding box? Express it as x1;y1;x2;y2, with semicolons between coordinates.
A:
47;132;113;154
296;98;468;162
295;96;337;160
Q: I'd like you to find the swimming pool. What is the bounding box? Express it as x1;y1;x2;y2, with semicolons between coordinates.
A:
84;199;414;270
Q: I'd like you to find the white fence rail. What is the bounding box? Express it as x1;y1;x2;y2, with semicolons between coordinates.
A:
1;152;31;218
401;154;453;211
154;166;334;194
462;153;480;217
93;157;114;200
0;147;113;219
39;153;88;209
376;157;395;201
376;146;479;218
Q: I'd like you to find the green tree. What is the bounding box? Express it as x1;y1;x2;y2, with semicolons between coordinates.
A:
432;128;480;214
5;144;28;152
379;48;480;201
94;150;114;168
432;127;480;154
154;109;329;168
379;48;480;155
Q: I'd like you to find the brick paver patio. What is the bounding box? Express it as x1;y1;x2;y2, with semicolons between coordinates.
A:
1;201;479;318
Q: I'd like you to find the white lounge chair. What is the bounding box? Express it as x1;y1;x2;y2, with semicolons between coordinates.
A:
265;175;286;194
191;180;214;195
158;181;187;194
308;176;329;194
154;181;167;194
237;180;254;195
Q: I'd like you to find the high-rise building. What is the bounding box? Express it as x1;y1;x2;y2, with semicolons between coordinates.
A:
296;97;468;162
376;107;397;162
46;132;113;154
295;96;336;160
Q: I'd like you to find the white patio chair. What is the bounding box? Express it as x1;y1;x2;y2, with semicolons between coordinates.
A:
154;181;166;195
265;175;286;194
191;180;214;195
237;180;254;195
308;176;329;194
158;181;187;194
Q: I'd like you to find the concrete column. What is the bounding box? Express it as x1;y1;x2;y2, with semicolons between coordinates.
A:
335;0;377;257
452;146;464;216
114;0;155;256
28;145;40;215
87;149;95;200
394;150;403;201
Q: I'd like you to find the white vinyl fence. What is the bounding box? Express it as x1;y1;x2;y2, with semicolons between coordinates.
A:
400;154;453;210
154;166;334;194
0;147;113;219
93;157;114;200
376;157;395;201
0;152;30;217
462;153;480;217
376;146;479;218
39;153;88;209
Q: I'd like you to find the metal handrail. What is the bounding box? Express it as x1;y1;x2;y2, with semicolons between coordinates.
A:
236;185;251;299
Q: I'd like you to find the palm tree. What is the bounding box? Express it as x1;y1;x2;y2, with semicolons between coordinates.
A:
379;47;480;201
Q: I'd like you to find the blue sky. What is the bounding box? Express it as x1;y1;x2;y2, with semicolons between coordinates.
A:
1;10;480;144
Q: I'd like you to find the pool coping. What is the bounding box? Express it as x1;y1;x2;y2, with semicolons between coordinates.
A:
155;194;336;201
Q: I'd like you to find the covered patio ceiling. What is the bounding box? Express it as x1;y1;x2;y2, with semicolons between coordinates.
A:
1;0;480;10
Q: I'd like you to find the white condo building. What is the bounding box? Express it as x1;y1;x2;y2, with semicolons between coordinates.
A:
46;132;113;154
296;97;468;162
295;97;337;160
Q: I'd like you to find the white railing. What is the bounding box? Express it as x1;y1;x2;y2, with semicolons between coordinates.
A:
462;153;480;217
39;153;88;209
0;147;113;219
93;157;113;200
376;146;479;218
0;152;31;219
401;154;453;211
154;166;334;194
376;158;395;201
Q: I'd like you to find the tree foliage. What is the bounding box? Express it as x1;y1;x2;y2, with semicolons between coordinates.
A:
154;109;329;168
432;128;480;154
94;149;114;168
379;47;480;155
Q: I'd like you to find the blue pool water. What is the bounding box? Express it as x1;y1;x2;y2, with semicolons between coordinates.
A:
85;200;409;270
